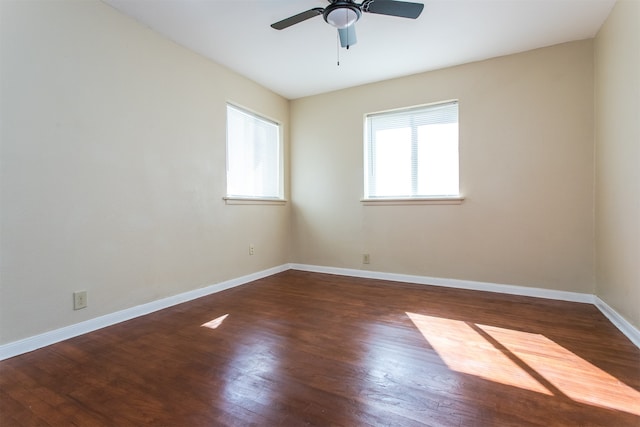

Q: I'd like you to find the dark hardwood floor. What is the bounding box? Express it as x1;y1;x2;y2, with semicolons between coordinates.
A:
1;270;639;426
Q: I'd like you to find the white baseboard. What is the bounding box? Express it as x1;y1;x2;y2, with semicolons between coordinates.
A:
289;263;595;303
0;264;289;361
594;297;640;348
2;263;638;360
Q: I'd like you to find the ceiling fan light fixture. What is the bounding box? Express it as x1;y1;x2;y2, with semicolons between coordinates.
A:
324;4;361;29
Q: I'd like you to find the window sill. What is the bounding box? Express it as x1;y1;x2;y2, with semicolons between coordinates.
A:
223;197;287;205
361;196;465;206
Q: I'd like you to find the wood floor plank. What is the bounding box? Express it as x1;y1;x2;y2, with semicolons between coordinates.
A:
1;270;639;426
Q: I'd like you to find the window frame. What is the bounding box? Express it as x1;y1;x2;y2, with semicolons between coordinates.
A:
362;100;464;205
224;103;286;205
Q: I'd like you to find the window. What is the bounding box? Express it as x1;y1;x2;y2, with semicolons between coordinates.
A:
226;104;283;201
364;100;460;201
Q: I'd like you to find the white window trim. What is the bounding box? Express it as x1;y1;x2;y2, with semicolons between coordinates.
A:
361;196;465;205
223;196;287;205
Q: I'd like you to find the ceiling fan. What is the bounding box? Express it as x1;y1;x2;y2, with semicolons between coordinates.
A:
271;0;424;49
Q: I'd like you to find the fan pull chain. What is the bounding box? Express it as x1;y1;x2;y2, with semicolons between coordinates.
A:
337;32;340;66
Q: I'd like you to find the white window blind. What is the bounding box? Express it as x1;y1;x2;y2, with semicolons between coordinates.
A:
365;101;459;199
226;104;282;199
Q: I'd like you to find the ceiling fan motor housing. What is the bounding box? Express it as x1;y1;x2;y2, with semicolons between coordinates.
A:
323;1;362;29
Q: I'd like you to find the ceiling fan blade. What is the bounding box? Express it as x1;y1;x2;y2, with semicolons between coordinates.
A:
271;8;324;30
363;0;424;19
338;25;357;48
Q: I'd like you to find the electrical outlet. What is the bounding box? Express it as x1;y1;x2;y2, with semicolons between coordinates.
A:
363;253;370;264
249;244;255;255
73;290;87;310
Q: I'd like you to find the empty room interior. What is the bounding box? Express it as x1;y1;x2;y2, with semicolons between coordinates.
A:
1;0;639;425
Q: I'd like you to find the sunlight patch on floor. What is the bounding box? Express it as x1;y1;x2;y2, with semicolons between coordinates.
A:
406;312;551;395
478;324;640;416
407;312;640;417
201;314;229;330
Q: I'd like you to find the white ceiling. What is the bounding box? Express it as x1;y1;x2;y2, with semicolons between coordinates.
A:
102;0;616;100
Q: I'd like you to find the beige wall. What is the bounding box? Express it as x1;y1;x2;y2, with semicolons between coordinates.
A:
291;41;595;293
595;0;640;329
0;0;290;344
